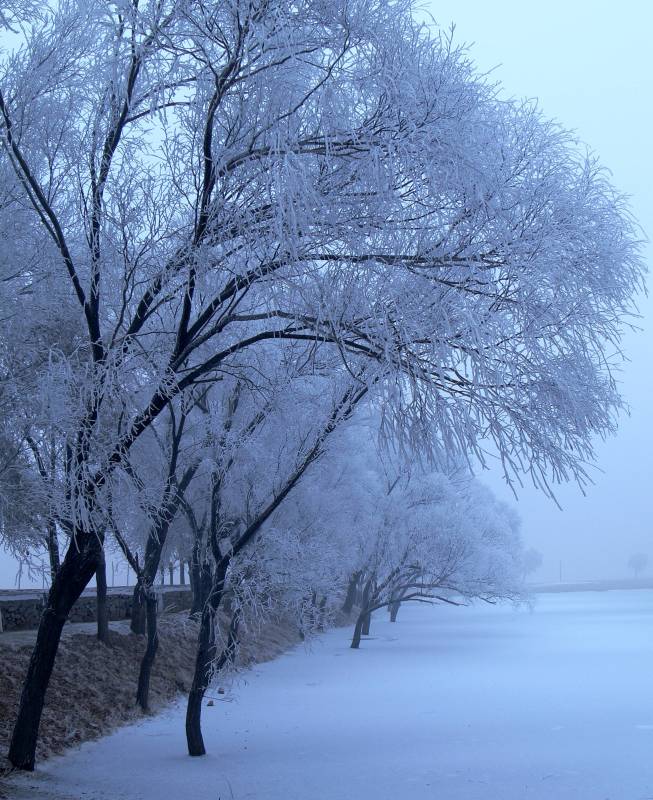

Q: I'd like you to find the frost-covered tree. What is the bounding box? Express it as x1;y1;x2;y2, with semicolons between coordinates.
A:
627;552;648;579
0;430;57;579
104;394;208;708
225;422;377;639
178;368;369;755
0;0;644;769
348;473;524;647
295;435;526;649
521;547;543;579
211;423;523;656
0;249;85;585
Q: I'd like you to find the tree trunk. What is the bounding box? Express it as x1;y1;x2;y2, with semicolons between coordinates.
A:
389;600;400;622
130;464;198;702
186;559;229;757
354;581;365;607
350;576;374;649
180;560;185;585
350;612;365;649
189;543;203;615
200;563;212;607
8;530;100;770
186;603;214;757
130;584;146;635
190;558;212;617
96;548;110;644
46;520;60;584
362;610;372;636
341;571;360;614
168;562;174;586
136;589;159;711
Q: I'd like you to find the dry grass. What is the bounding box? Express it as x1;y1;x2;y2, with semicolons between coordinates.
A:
0;610;302;775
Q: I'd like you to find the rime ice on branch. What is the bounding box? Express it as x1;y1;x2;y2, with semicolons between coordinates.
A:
0;0;644;769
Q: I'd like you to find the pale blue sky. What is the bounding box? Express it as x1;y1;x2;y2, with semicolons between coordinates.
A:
424;0;653;581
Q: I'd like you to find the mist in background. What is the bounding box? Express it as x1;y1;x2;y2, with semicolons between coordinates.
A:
424;0;653;582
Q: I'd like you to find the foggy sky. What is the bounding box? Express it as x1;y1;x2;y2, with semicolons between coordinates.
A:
424;0;653;582
0;2;650;587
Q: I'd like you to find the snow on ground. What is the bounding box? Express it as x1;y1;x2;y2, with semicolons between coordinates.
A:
6;590;653;800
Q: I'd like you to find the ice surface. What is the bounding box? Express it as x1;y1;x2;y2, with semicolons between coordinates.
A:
7;590;653;799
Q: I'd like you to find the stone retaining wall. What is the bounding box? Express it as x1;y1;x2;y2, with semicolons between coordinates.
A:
0;588;192;632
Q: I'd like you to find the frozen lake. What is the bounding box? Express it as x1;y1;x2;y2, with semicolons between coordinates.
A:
7;590;653;799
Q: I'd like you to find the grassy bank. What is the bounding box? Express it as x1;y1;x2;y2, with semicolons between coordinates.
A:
0;612;302;774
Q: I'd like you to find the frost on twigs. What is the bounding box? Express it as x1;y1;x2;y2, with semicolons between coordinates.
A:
0;0;644;547
0;0;645;765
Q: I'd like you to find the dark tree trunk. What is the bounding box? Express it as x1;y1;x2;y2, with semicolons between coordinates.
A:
136;589;159;711
341;571;361;614
389;585;408;623
361;610;372;636
8;530;101;770
186;559;229;757
46;520;60;584
350;576;374;649
130;472;194;694
180;560;185;585
186;604;214;757
96;548;110;644
190;543;213;616
350;612;365;649
189;542;203;615
200;563;212;607
189;555;212;617
168;562;174;586
130;584;146;634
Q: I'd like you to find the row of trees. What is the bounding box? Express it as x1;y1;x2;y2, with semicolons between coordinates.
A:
0;0;643;772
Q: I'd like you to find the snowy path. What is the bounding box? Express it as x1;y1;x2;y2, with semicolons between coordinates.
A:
5;590;653;800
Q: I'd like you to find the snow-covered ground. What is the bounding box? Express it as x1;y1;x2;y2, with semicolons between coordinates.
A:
7;590;653;800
